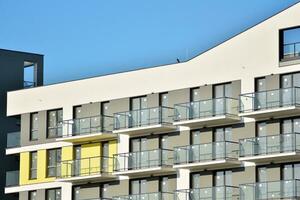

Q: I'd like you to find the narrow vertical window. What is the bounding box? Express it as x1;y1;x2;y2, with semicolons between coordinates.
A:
30;152;37;179
47;109;63;138
30;113;38;141
47;149;61;177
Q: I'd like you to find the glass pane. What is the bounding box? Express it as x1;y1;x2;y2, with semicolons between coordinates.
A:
214;85;224;98
215;171;224;186
160;177;169;192
29;191;37;200
283;164;293;180
192;130;201;145
191;88;201;102
131;180;139;194
160;93;168;107
140;179;147;194
293;73;300;87
257;122;267;136
282;119;292;134
225;84;232;97
258;167;267;182
256;78;266;92
192;173;200;188
282;75;292;88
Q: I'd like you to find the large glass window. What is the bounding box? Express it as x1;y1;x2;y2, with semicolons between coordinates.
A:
30;113;38;141
282;163;300;180
46;188;61;200
47;149;61;177
30;152;37;179
130;96;147;126
47;109;63;138
130;179;147;194
214;170;232;186
29;191;37;200
280;27;300;61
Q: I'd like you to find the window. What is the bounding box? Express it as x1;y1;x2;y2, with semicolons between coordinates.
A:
191;130;201;145
29;191;37;200
282;163;300;180
47;109;63;138
30;152;37;179
24;61;37;88
47;149;61;177
213;83;232;114
101;142;109;171
160;177;169;192
101;102;110;130
30;113;38;141
191;173;200;188
46;188;61;200
280;27;300;61
74;146;81;176
214;170;232;186
159;93;168;107
190;87;200;102
130;179;147;194
281;117;300;134
130;96;147;110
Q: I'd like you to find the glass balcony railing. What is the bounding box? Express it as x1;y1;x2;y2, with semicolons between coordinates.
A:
240;180;300;200
113;149;173;172
60;156;113;179
64;115;114;137
239;87;300;113
283;42;300;60
174;141;239;165
239;133;300;157
176;186;239;200
6;131;20;148
6;170;19;187
113;192;174;200
114;106;174;130
174;97;239;122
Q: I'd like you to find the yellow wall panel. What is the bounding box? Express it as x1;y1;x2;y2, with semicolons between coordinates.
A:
19;150;55;185
81;143;101;175
61;146;73;178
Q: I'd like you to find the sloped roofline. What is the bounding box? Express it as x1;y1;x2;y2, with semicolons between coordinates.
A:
10;0;300;91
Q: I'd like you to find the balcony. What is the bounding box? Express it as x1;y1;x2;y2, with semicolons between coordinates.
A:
239;87;300;120
282;42;300;62
5;171;19;187
175;186;239;200
239;133;300;164
173;97;240;129
113;106;176;136
57;115;116;143
240;179;300;200
113;149;175;177
57;156;116;183
113;192;174;200
173;141;240;171
6;131;20;149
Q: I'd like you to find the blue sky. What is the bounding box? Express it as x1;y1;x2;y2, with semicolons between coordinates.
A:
0;0;299;84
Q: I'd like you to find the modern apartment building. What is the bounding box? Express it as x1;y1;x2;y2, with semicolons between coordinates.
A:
0;49;43;200
4;2;300;200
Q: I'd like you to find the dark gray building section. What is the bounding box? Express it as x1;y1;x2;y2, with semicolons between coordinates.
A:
0;49;43;200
